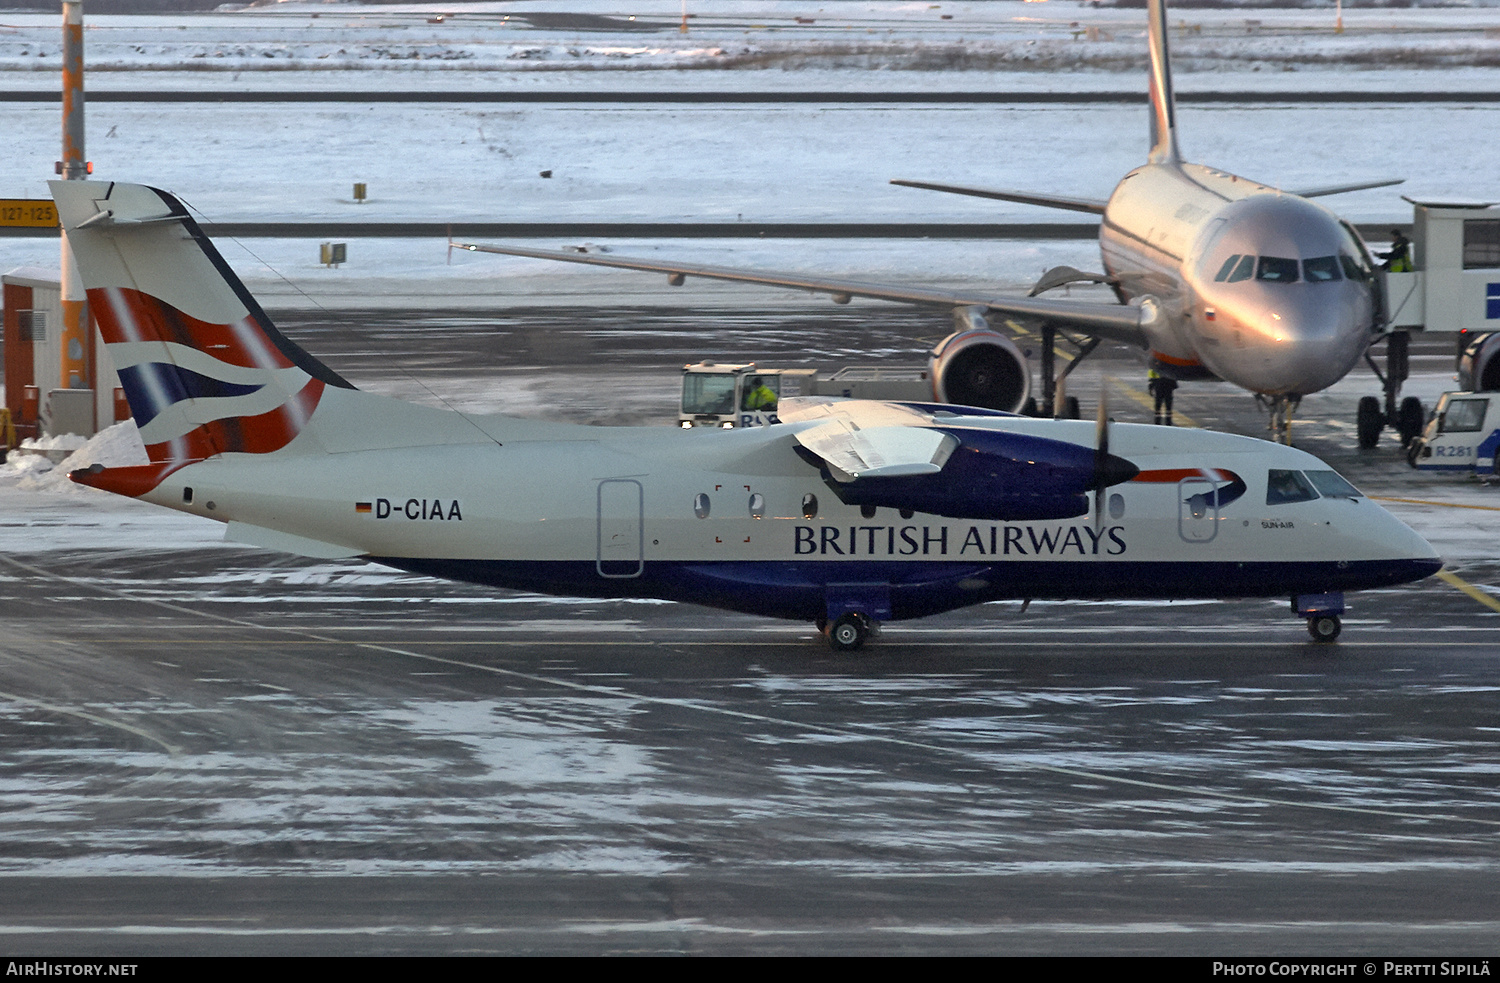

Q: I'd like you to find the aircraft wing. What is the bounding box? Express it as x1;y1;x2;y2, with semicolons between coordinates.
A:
452;241;1154;346
888;179;1109;215
1287;177;1404;199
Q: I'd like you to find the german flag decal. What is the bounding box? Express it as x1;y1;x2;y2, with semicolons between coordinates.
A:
355;502;373;514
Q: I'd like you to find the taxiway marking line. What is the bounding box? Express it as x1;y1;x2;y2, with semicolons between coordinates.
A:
1437;570;1500;614
1105;376;1200;428
1372;496;1500;512
0;687;183;755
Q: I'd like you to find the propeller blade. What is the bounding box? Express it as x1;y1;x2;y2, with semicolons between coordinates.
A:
1093;390;1110;527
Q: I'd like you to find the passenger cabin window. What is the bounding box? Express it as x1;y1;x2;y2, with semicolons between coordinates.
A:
1266;469;1319;505
1440;399;1488;434
1463;219;1500;270
1304;470;1361;499
1302;256;1342;282
1257;256;1300;283
748;493;765;519
693;493;711;519
801;493;818;520
681;373;737;416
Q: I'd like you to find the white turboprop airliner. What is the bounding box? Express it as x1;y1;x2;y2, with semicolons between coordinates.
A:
53;180;1439;648
452;0;1406;444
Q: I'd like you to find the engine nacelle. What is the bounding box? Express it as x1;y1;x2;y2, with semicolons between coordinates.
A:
1458;331;1500;392
929;315;1031;413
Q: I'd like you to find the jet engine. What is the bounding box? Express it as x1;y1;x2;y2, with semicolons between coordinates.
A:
929;310;1031;413
1458;331;1500;392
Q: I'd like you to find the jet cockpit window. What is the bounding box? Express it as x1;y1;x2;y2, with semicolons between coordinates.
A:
1215;255;1255;283
1257;256;1300;283
1266;469;1319;505
1439;399;1488;434
1302;256;1343;282
1339;253;1372;282
682;373;737;416
1303;470;1361;499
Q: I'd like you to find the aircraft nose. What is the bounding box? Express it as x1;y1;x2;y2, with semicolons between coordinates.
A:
1214;282;1371;395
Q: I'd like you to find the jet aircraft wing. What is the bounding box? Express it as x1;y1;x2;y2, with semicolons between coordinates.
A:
888;179;1109;215
1286;177;1404;199
452;241;1154;346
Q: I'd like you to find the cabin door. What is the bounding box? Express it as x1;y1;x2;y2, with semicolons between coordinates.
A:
596;479;644;578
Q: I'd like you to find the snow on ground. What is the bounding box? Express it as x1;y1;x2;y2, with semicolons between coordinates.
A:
4;2;1500;84
0;98;1487;229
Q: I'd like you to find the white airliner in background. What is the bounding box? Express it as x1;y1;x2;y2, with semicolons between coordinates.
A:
454;0;1404;444
54;180;1438;648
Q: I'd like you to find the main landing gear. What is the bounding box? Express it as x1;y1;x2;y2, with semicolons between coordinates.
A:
817;613;878;652
1359;331;1425;450
1293;592;1345;644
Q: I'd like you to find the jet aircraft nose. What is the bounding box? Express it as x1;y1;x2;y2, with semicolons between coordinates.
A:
1200;279;1373;394
1190;194;1378;396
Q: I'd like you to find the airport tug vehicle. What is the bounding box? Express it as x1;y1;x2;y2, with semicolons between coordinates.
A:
1407;391;1500;477
53;181;1441;650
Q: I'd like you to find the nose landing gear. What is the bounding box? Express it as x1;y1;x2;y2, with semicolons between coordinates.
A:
1258;394;1302;445
1293;592;1345;644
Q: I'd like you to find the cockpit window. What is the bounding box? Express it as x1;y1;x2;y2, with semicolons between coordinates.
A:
1303;256;1343;282
1225;255;1255;283
1339;253;1372;282
1304;470;1361;499
1214;255;1241;282
1266;469;1319;505
1257;256;1300;283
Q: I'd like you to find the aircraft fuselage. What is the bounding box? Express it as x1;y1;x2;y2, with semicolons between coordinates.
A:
125;401;1437;624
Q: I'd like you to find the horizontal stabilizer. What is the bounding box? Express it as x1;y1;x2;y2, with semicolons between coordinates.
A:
1290;177;1404;199
225;521;363;559
889;179;1108;215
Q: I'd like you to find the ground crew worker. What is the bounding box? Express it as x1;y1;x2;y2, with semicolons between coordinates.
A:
1380;230;1413;273
744;376;778;412
1148;368;1177;426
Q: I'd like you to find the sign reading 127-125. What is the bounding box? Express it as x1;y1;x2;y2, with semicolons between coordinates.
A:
0;200;58;228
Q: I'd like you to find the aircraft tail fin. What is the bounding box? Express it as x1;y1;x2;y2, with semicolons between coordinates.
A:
50;181;354;467
1146;0;1181;165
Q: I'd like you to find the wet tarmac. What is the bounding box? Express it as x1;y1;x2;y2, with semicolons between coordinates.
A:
0;308;1496;955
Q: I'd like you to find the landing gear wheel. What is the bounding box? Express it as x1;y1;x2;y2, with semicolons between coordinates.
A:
1307;615;1342;643
827;613;868;652
1397;396;1425;447
1061;395;1081;420
1356;396;1383;449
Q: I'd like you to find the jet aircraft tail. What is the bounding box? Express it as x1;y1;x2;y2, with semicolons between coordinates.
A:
1146;0;1181;165
51;181;354;475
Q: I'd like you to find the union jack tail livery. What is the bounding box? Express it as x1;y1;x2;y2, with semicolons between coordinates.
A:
53;181;357;495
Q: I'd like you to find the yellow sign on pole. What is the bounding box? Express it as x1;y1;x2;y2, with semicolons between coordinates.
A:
0;200;59;228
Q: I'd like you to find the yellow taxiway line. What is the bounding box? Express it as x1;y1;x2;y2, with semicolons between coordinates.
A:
1436;570;1500;614
1370;496;1500;512
1104;375;1201;429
